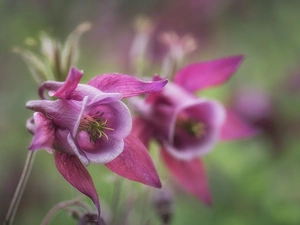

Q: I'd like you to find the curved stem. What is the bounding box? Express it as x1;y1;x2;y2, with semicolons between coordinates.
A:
4;151;36;225
40;197;82;225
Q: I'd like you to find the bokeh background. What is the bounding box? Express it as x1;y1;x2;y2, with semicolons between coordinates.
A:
1;0;300;224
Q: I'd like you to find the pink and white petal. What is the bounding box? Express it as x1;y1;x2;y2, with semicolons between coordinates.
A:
54;151;100;218
89;93;123;106
220;108;258;141
165;99;226;160
51;128;87;160
132;117;155;148
105;133;161;188
72;96;89;137
26;99;82;134
88;73;168;98
161;149;212;205
67;134;90;166
77;131;124;164
174;55;244;93
53;67;83;99
28;112;54;151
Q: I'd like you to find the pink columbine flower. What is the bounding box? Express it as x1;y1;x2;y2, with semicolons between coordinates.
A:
26;67;168;217
131;55;256;205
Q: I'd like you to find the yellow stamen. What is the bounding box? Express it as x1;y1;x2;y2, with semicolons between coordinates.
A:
80;112;114;143
176;117;206;138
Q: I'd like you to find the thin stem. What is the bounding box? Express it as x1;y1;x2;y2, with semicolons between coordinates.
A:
4;151;36;225
40;197;82;225
110;178;123;225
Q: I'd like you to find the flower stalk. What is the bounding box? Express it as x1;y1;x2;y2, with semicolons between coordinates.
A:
4;151;36;225
40;197;84;225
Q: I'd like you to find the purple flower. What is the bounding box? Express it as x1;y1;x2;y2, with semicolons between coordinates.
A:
26;67;168;217
132;55;256;205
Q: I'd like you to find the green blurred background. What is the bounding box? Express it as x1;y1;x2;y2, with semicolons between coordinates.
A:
1;0;300;224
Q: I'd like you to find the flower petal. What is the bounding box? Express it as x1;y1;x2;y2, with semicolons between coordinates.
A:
77;132;124;164
87;73;168;97
161;149;212;205
105;133;161;188
67;133;90;166
132;117;155;148
26;99;82;135
53;67;83;99
220;108;258;141
72;96;89;137
54;151;100;218
39;81;63;99
173;55;244;92
28;112;54;151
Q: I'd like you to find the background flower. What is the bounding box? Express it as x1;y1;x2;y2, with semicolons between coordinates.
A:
132;55;256;205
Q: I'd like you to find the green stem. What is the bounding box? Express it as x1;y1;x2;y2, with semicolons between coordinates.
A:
40;197;82;225
3;151;36;225
110;178;123;225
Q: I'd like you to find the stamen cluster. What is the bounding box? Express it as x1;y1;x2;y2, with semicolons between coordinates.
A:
80;112;114;143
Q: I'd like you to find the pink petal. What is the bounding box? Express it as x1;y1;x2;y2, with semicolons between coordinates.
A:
88;73;168;98
105;133;161;188
220;108;258;141
161;149;212;206
53;67;83;99
28;112;54;151
173;55;244;92
54;151;100;218
26;117;36;134
77;132;124;164
132;117;155;148
39;81;63;99
145;74;166;103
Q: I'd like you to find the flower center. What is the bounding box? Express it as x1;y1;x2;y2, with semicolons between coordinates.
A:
176;117;206;138
79;112;114;143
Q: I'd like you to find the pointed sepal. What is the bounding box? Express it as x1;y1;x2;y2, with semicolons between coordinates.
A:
88;74;168;98
54;151;100;218
220;108;258;141
174;55;244;93
105;133;162;188
161;149;212;205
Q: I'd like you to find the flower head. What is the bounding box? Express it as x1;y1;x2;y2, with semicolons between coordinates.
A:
26;67;168;218
133;81;225;160
132;55;256;205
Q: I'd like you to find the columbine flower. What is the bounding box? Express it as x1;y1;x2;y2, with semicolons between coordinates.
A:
26;67;168;217
131;55;256;205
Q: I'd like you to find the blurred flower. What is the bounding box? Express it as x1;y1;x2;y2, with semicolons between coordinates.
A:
153;189;174;225
26;67;167;217
229;86;285;156
159;31;198;77
131;55;256;205
129;16;155;75
286;68;300;94
148;0;237;61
